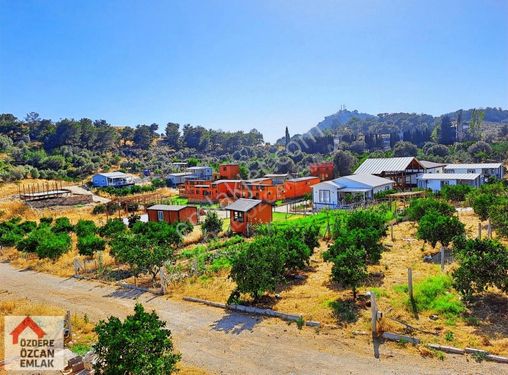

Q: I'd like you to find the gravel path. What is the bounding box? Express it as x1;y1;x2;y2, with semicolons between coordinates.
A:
0;263;504;375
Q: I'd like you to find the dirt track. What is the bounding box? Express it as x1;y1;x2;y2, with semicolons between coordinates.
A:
0;263;505;375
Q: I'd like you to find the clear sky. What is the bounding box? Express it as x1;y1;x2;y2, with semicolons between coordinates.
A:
1;0;507;142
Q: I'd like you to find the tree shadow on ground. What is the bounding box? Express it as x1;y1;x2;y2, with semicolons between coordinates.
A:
467;292;508;339
210;312;262;335
328;297;368;326
103;286;147;299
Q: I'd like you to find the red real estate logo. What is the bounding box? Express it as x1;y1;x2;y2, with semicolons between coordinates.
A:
10;316;46;344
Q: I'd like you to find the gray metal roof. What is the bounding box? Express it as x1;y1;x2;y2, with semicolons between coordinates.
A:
187;166;212;170
224;198;262;212
418;173;481;181
245;177;271;183
264;173;290;178
147;204;191;211
287;176;320;182
444;163;502;169
97;172;129;178
419;160;447;169
340;174;395;187
167;172;193;177
354;157;422;174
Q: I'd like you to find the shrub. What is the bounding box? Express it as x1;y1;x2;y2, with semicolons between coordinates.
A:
98;219;126;238
452;237;508;298
441;184;473;202
75;220;97;237
52;217;74;233
417;211;464;248
22;228;72;259
202;211;222;236
410;275;464;317
39;217;54;225
467;191;498;221
78;235;106;257
407;198;455;221
489;197;508;238
94;304;180;374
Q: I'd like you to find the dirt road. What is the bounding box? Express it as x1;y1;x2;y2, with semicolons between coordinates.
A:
0;263;504;375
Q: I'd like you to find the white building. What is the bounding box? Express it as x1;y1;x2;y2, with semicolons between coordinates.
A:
444;163;504;180
417;173;481;193
312;174;394;210
167;172;193;186
354;157;425;187
186;166;213;180
92;172;134;188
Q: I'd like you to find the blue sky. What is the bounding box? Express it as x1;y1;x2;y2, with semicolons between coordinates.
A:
1;0;507;142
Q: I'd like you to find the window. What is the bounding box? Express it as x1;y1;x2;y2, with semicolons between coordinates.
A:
157;210;164;222
233;211;244;223
319;190;331;203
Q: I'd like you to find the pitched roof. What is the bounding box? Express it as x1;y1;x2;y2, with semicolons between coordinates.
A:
418;173;481;181
339;174;395;187
96;172;128;178
354;157;422;174
167;172;193;177
224;198;262;212
187;166;211;170
419;160;447;169
287;176;320;182
147;204;190;211
444;163;503;169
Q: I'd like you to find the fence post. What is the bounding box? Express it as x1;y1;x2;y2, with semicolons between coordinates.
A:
408;268;413;301
160;267;166;295
390;223;394;242
478;222;482;239
487;219;492;239
440;246;445;271
370;291;378;338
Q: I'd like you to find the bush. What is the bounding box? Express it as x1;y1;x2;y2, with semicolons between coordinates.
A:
441;184;473;202
417;211;465;248
98;219;126;238
52;217;74;233
78;235;106;257
325;245;367;300
410;275;464;317
467;191;498;221
34;230;72;259
93;304;180;374
75;220;97;237
452;237;508;298
202;211;222;236
406;198;455;221
489;197;508;238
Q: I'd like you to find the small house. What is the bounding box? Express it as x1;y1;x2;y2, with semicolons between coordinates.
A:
444;163;504;180
146;205;198;225
417;173;481;193
239;182;284;203
284;176;321;200
309;162;335;181
312;174;394;210
186;166;213;181
354;157;425;188
167;172;193;187
224;198;272;235
219;164;241;180
92;172;134;188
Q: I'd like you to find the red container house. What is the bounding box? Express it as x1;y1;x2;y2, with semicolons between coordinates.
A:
284;176;320;200
147;205;198;225
309;162;335;181
219;164;241;180
224;198;272;235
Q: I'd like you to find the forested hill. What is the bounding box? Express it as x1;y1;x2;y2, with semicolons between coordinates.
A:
304;107;508;137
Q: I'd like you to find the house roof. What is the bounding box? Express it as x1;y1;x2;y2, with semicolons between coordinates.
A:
245;178;271;183
96;172;129;178
147;205;190;211
354;157;423;174
287;176;320;182
418;173;481;181
167;172;193;177
264;173;290;178
212;179;242;185
444;163;503;169
224;198;262;212
339;174;395;187
419;160;447;169
187;166;211;170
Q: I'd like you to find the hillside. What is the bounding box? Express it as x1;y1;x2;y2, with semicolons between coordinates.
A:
306;109;375;136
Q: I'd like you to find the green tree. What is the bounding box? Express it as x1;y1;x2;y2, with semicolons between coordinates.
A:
77;235;106;257
406;198;455;221
393;141;418;157
439;115;456;145
165;122;180;148
52;217;74;233
202;211;222;236
94;304;180;374
332;150;357;176
441;184;473;202
75;220;97;237
452;237;508;298
467;191;498;221
325;244;367;300
98;219;126;238
417;212;465;248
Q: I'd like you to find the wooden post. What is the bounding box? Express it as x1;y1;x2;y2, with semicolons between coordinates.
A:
160;267;166;295
478;222;482;239
390;224;394;242
65;310;72;342
440;246;445;271
370;291;378;338
487;219;492;239
408;268;413;301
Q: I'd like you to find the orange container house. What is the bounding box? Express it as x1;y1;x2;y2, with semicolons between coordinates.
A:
309;162;335;181
238;183;284;203
185;183;217;203
212;180;243;200
284;176;321;200
224;198;272;235
219;164;241;180
147;205;198;225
